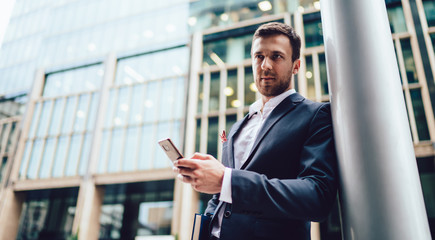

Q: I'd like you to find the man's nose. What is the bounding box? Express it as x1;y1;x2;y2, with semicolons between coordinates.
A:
261;57;272;70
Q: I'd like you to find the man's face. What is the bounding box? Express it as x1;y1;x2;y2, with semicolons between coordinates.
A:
251;34;300;100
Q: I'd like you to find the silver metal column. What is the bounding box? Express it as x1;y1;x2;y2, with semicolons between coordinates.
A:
320;0;432;239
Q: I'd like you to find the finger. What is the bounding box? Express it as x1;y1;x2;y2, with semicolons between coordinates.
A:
177;173;193;183
172;166;179;173
190;152;213;160
174;159;199;169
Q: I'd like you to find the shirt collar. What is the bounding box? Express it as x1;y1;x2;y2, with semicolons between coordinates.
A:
248;89;296;118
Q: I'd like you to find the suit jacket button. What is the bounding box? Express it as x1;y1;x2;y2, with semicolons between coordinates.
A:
224;211;231;218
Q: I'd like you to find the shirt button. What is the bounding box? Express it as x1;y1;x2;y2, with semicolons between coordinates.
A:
224;211;231;218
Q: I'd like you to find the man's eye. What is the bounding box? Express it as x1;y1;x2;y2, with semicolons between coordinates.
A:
272;54;282;59
255;55;264;60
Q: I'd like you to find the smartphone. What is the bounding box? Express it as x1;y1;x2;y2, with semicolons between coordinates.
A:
158;138;183;162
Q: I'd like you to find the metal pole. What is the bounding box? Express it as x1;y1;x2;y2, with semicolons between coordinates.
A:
320;0;432;239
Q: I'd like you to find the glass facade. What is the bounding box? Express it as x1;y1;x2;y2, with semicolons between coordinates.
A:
0;0;433;239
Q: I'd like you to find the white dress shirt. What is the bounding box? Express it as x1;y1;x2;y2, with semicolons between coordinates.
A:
211;89;296;238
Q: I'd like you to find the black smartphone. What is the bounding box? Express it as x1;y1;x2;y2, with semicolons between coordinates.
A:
158;138;183;162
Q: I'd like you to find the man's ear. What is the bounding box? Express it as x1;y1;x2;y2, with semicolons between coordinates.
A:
292;59;301;74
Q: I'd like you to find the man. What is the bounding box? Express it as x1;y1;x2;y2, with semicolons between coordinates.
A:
174;22;338;240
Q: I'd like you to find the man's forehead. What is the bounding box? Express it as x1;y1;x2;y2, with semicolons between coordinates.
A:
252;35;293;53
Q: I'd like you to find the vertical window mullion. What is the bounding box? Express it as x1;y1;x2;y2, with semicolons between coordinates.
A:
313;52;321;102
200;69;211;154
237;65;245;120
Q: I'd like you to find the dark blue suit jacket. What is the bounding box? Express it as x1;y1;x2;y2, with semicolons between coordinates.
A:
204;93;338;240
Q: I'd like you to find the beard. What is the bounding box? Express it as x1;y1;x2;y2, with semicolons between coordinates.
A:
256;70;293;97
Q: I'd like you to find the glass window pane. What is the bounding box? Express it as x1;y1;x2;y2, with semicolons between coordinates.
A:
108;129;124;173
159;79;175;121
226;115;237;133
28;102;42;138
98;130;110;173
319;53;329;96
36;100;53;138
19;140;32;178
195;119;201;153
400;39;418;84
87;93;99;131
138;124;154;170
244;67;256;106
207;117;218;159
129;85;145;124
65;134;82;176
174;77;185;119
79;133;92;175
52;136;68;178
197;74;204;114
113;87;130;127
104;89;116;128
303;12;323;48
73;94;90;133
386;3;407;33
155;122;171;169
49;98;65;136
144;82;159;122
39;138;56;178
305;55;315;99
226;70;239;109
209;72;220;112
27;139;43;179
123;127;139;171
410;89;431;141
61;96;78;134
422;0;435;27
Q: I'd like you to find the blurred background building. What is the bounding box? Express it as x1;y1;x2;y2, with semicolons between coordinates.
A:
0;0;433;239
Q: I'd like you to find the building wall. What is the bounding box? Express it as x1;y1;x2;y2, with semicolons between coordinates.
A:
0;0;433;240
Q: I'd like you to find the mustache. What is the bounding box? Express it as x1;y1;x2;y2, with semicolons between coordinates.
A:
261;70;275;77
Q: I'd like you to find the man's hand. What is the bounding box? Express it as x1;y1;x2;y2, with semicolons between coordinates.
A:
173;153;225;194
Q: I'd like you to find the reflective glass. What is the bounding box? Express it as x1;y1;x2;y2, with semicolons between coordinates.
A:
104;89;116;127
27;139;43;179
0;157;7;183
209;72;220;112
79;133;92;176
319;53;329;96
16;188;78;240
400;39;418;84
203;34;252;65
226;115;237;134
123;127;139;171
303;12;323;48
226;70;239;109
207;117;218;158
305;55;316;99
128;85;145;124
73;94;90;132
65;134;82;176
48;98;65;136
172;121;182;148
19;140;32;178
431;34;435;54
244;67;256;106
144;81;159;122
99;180;174;239
6;122;17;153
28;102;41;138
61;96;77;134
113;87;130;127
422;0;435;27
108;128;124;173
386;3;408;33
155;122;171;169
39;137;55;178
195;119;201;153
159;78;175;121
197;74;204;114
36;100;53;137
52;136;68;178
98;130;110;173
87;93;99;131
174;77;185;119
410;89;431;141
138;124;154;170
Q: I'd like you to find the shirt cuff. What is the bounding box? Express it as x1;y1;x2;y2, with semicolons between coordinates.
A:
219;167;232;204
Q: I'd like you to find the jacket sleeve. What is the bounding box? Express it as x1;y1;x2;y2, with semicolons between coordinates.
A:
204;193;220;216
230;104;338;221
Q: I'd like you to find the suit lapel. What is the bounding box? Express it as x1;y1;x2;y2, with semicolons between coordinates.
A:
241;93;305;169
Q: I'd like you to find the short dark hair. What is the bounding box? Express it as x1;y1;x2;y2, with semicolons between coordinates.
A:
253;22;301;61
